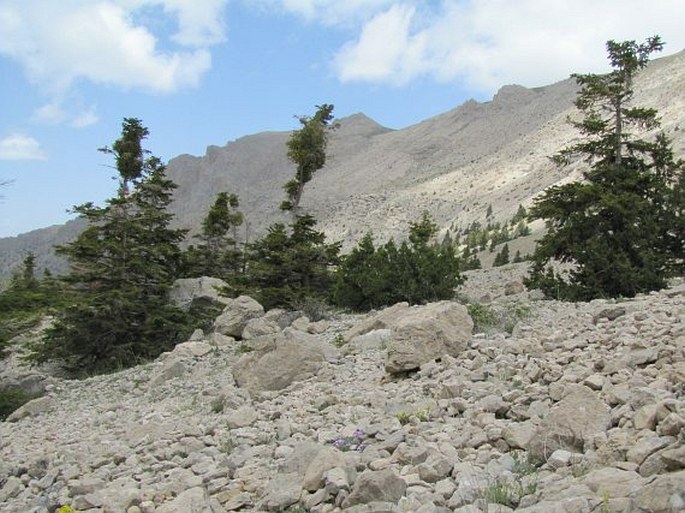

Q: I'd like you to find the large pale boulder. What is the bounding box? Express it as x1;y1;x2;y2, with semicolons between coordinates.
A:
385;301;473;374
157;486;222;513
342;469;406;508
529;385;611;461
169;277;230;311
233;328;339;395
214;295;265;338
6;396;55;422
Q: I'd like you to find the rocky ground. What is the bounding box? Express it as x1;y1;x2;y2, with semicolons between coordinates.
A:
1;265;684;513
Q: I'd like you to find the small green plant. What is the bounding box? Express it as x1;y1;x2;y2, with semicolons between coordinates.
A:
210;396;225;414
600;492;610;513
467;303;498;332
57;506;76;513
396;411;411;425
235;343;253;354
414;408;430;422
331;333;346;348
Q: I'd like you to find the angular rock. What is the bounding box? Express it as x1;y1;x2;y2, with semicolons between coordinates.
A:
385;301;473;374
169;277;230;311
528;385;611;460
632;469;685;513
214;295;265;338
233;328;338;395
342;469;406;508
260;472;302;512
6;396;55;422
156;487;221;513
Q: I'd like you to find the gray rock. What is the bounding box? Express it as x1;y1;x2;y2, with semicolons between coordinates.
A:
342;469;406;508
156;487;221;513
6;396;55;422
528;385;611;461
214;295;265;338
385;301;473;374
260;472;302;512
169;277;230;311
233;329;338;395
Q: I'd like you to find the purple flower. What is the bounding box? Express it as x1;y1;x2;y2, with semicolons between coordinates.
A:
353;428;364;439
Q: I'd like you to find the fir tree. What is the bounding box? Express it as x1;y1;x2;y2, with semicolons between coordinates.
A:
526;37;684;300
29;119;190;375
183;192;244;279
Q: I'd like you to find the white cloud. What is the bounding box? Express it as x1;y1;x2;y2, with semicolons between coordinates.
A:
262;0;397;26
0;0;228;96
0;134;46;161
331;0;685;92
334;4;425;84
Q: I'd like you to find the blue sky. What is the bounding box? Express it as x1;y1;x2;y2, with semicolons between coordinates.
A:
1;0;684;237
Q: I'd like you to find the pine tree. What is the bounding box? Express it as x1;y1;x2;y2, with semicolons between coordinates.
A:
526;37;684;300
29;119;190;375
493;243;510;267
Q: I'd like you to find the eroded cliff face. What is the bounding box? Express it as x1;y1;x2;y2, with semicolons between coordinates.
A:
2;50;684;279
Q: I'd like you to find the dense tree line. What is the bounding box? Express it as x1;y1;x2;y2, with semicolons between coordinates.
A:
4;36;683;376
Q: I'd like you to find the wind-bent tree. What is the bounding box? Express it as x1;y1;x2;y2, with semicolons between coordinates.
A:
281;104;335;216
29;119;191;375
526;36;684;300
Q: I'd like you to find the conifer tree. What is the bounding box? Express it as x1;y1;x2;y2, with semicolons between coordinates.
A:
30;118;190;375
281;104;335;216
526;37;684;300
183;192;244;278
245;214;340;310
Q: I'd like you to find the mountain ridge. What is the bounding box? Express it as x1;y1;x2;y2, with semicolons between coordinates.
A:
1;49;684;279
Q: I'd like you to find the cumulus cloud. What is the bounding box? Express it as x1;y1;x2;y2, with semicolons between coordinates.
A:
331;0;685;92
0;0;228;96
0;134;46;161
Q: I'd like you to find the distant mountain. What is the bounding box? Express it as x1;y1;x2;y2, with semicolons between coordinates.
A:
2;50;684;280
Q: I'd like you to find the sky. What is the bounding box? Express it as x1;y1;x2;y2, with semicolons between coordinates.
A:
1;0;685;238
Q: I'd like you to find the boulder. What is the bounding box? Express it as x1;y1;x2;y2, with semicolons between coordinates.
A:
260;473;302;512
631;469;685;513
214;295;265;338
233;328;339;395
342;469;406;508
169;277;230;311
528;385;611;461
385;301;473;374
157;486;222;513
6;396;55;422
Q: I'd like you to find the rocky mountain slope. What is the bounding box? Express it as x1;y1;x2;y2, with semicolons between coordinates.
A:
1;267;684;513
2;50;684;279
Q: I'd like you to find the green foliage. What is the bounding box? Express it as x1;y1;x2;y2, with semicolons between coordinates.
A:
0;254;72;357
182;191;244;279
468;302;531;335
27;119;194;376
0;387;40;421
493;243;510;267
281;104;335;215
332;212;465;311
243;214;340;310
527;37;684;300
